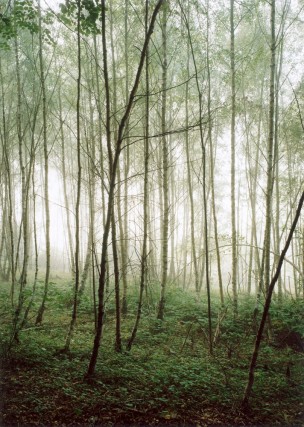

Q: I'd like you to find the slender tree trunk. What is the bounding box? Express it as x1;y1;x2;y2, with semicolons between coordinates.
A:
121;0;130;315
230;0;238;315
108;2;122;351
179;0;212;353
36;0;51;325
20;170;39;330
0;59;16;302
263;0;276;293
184;11;199;295
242;191;304;409
86;0;164;378
127;0;150;350
59;88;75;276
206;1;224;306
64;0;82;351
157;1;169;321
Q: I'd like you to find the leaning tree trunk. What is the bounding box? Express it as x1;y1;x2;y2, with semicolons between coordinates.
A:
242;191;304;409
127;0;150;351
86;0;164;378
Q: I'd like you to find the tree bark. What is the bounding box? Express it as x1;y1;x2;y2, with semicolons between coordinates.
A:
157;0;169;320
242;191;304;409
86;0;164;378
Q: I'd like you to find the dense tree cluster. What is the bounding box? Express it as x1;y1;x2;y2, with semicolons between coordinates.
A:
0;0;303;404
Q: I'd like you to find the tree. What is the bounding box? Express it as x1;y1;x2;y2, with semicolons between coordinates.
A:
230;0;238;315
35;0;51;325
157;0;169;321
242;190;304;409
86;0;165;378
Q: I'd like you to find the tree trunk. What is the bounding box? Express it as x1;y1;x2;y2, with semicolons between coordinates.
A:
36;0;51;325
86;0;164;378
230;0;238;315
157;0;169;321
242;191;304;409
127;0;150;351
64;0;82;352
263;0;276;293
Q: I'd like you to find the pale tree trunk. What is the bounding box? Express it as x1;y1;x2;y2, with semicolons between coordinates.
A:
169;120;176;279
157;0;169;320
64;0;82;352
184;9;199;295
86;0;164;378
79;86;96;297
230;0;238;315
15;37;28;293
121;0;130;315
36;0;51;325
273;36;284;302
14;35;32;336
246;79;264;298
109;3;122;351
20;170;39;329
93;33;106;228
59;87;75;276
206;0;224;306
13;36;38;341
179;0;212;353
126;0;150;351
263;0;276;293
0;58;16;301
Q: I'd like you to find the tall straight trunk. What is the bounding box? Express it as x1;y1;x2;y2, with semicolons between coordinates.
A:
246;79;264;297
184;11;199;294
15;37;28;292
93;34;106;228
180;0;212;353
59;89;75;276
127;0;150;350
109;3;122;351
273;36;284;302
86;0;164;378
169;113;175;279
111;213;122;352
230;0;238;315
206;1;224;306
157;0;169;320
64;0;82;351
79;89;96;296
263;0;276;292
20;170;39;330
13;36;38;340
0;59;16;302
121;0;130;315
36;0;51;325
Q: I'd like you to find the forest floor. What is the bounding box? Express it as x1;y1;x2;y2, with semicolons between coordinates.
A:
0;280;304;426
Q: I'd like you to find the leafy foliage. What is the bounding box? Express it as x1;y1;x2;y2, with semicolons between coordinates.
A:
0;281;303;426
59;0;102;35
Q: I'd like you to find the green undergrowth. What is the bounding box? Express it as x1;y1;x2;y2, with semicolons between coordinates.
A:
0;280;304;425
